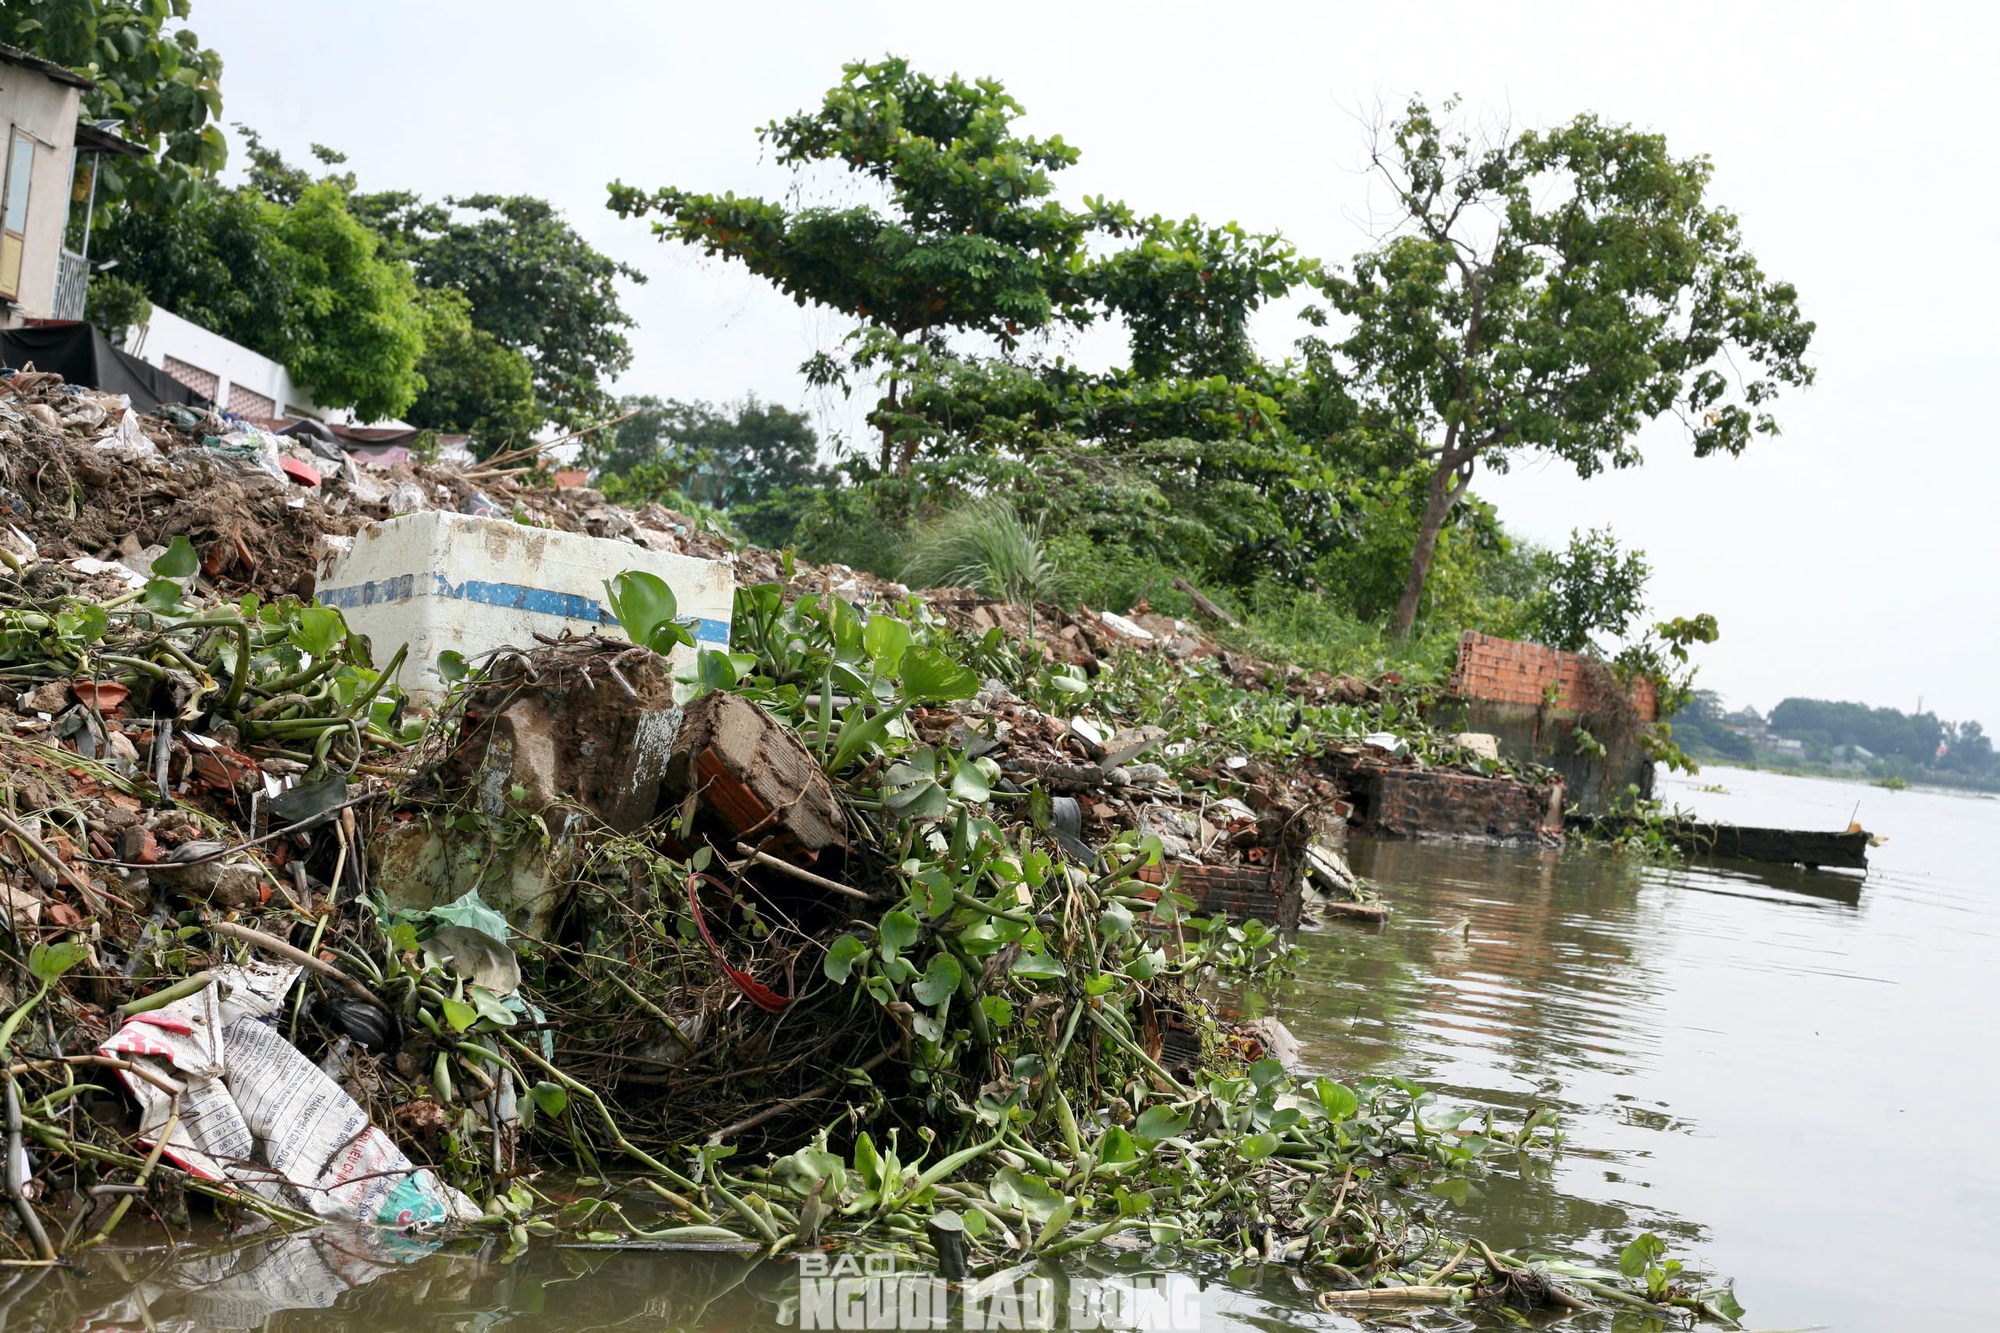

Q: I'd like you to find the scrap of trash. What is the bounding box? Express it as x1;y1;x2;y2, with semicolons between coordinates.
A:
0;368;1742;1325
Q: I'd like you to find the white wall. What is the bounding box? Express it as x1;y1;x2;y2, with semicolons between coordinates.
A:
120;304;318;419
122;305;417;428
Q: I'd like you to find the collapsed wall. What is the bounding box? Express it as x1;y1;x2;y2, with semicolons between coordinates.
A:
1438;631;1658;814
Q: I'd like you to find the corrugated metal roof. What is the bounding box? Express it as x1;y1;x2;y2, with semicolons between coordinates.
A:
0;42;95;92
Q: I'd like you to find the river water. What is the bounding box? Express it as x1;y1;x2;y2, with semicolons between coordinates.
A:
15;766;1995;1330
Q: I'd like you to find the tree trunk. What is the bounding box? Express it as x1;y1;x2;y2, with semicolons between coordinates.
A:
876;375;898;475
1390;453;1474;641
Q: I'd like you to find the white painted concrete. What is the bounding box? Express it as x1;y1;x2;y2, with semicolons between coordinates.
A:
316;512;735;706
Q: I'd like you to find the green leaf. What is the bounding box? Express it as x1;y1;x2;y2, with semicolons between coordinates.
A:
1238;1131;1280;1162
916;870;955;919
28;940;85;984
900;646;979;702
989;1167;1065;1223
911;953;962;1007
950;758;991;802
1133;1105;1188;1143
823;935;870;983
1096;1126;1139;1165
827;701;910;775
980;995;1014;1028
878;910;920;961
530;1081;568;1117
863;615;912;673
696;647;740;690
289;605;345;659
829;596;865;660
884;777;949;821
1099;902;1135;938
1249;1059;1285;1093
854;1132;882;1190
469;986;517;1026
140;577;184;611
69;603;109;644
437;649;469;683
441;996;478;1032
1620;1233;1665;1279
1010;951;1065;980
603;571;679;647
151;534;198;578
1313;1079;1360;1121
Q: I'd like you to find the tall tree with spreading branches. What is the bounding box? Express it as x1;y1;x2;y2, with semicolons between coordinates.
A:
1320;99;1815;638
609;57;1102;474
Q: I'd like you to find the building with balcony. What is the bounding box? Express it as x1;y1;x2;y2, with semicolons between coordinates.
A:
0;42;141;324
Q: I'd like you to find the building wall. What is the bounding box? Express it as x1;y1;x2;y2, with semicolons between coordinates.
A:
1325;752;1565;844
121;304;326;422
0;63;81;321
1449;632;1657;719
1443;632;1659;814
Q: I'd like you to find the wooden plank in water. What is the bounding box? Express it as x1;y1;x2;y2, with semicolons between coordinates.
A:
1566;815;1870;870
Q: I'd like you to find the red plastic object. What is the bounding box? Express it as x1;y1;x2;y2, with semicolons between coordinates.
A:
685;871;792;1013
279;457;322;487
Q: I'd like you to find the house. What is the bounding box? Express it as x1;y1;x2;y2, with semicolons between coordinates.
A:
0;42;142;324
121;302;329;424
1720;705;1769;741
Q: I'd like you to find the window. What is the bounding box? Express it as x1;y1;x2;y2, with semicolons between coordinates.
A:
228;383;277;422
0;130;35;299
163;355;219;402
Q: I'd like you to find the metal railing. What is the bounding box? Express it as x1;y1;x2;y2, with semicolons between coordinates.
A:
51;249;88;321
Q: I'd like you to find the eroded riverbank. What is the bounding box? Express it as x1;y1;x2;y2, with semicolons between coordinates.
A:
12;767;1990;1330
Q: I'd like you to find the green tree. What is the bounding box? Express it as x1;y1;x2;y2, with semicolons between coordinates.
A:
1320;98;1815;639
592;394;831;510
368;194;643;429
1080;215;1315;381
94;179;426;419
1528;527;1651;653
610;56;1099;472
405;288;539;449
0;0;226;211
270;182;426;420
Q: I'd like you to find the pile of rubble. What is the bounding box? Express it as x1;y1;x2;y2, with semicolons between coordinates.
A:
0;370;1642;1312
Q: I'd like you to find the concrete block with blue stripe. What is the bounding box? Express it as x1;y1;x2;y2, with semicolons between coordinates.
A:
316;512;734;706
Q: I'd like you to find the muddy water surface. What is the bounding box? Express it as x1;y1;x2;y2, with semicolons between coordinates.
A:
14;767;1996;1330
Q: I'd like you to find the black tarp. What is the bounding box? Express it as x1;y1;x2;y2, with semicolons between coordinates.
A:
0;322;210;412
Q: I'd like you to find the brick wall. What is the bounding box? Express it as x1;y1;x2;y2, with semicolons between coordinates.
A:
1326;754;1565;844
1133;863;1303;931
1449;632;1656;722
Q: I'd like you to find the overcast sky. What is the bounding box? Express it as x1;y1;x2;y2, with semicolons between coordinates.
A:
199;0;1997;726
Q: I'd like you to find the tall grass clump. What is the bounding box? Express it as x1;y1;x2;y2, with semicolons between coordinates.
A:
900;499;1062;606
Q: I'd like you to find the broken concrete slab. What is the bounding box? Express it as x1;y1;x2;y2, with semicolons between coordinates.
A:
448;642;684;836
